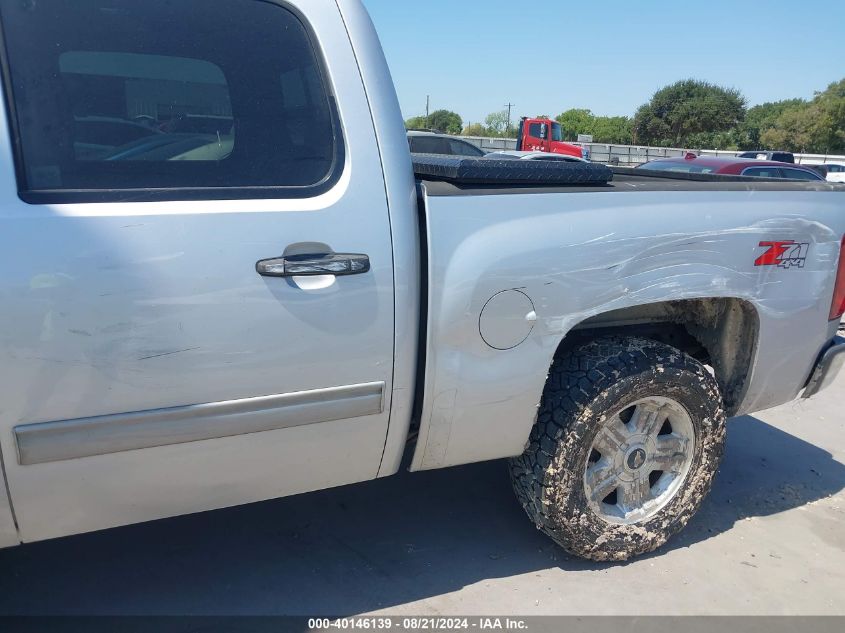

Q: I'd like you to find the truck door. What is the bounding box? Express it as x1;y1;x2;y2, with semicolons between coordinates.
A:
525;120;551;152
0;0;396;542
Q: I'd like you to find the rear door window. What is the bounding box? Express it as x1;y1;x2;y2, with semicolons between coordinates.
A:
410;136;450;154
741;167;782;178
780;168;822;181
448;139;484;157
0;0;343;202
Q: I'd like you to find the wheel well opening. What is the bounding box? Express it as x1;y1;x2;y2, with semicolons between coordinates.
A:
559;298;759;416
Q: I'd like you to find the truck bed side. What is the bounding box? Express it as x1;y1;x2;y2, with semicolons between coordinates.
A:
411;178;845;470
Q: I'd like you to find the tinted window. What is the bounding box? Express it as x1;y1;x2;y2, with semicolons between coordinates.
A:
448;139;484;157
409;136;482;157
0;0;341;201
551;123;563;142
781;168;823;181
410;136;450;154
741;167;782;178
528;123;542;138
770;152;794;163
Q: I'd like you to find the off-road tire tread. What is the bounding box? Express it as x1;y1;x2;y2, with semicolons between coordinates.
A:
509;336;726;561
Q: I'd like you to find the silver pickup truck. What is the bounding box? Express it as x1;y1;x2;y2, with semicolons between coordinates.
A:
0;0;843;562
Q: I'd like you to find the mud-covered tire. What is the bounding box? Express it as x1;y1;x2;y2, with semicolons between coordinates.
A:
509;336;726;561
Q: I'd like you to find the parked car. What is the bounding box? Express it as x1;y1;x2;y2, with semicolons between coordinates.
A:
816;163;845;183
737;150;795;163
73;115;162;160
407;130;485;157
639;155;825;180
485;150;587;162
0;0;843;563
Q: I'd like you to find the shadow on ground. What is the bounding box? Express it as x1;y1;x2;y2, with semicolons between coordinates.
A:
0;415;842;615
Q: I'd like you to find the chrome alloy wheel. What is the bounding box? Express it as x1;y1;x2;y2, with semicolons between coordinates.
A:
583;396;696;525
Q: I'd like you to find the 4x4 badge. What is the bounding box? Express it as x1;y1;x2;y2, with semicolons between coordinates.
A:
755;241;809;269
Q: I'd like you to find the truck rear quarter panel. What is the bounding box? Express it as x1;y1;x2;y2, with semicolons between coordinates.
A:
412;186;845;471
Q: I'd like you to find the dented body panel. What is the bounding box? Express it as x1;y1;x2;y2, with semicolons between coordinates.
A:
0;0;842;547
411;186;845;470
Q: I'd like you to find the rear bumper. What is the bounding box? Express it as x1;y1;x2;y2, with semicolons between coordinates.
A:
802;335;845;398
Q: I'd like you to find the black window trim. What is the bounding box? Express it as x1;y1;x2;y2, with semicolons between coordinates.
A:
0;0;346;205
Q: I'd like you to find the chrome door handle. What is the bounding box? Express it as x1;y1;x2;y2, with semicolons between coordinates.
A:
256;253;370;277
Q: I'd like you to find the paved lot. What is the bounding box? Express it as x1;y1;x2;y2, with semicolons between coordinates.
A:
0;376;843;616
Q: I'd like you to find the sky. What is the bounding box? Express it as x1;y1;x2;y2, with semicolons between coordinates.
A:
361;0;844;126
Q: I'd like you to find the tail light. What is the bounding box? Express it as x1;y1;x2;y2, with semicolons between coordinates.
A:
830;236;845;321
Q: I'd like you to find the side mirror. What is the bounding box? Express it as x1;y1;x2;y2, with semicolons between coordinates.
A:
539;123;547;140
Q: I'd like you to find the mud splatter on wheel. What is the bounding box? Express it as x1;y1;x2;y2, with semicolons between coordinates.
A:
509;336;726;561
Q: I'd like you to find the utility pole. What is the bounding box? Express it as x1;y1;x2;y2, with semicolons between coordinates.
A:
425;95;430;129
504;102;515;134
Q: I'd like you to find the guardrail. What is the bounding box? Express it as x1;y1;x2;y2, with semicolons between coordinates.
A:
457;136;845;166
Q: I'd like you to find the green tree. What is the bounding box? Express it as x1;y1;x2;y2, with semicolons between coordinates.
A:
404;110;463;134
593;116;633;144
756;79;845;153
760;108;813;152
462;123;488;137
633;79;747;147
686;129;746;151
741;99;806;148
484;110;510;137
404;115;428;130
807;78;845;153
555;109;633;144
427;109;463;135
555;109;594;141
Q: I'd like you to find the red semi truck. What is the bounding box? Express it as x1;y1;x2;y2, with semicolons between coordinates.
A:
516;117;589;160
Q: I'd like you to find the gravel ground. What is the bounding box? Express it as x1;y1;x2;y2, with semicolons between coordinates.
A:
0;375;842;616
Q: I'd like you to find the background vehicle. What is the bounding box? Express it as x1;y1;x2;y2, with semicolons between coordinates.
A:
818;163;845;183
407;130;485;157
73;116;162;160
484;150;587;162
737;150;795;163
639;155;825;180
0;0;842;563
515;117;588;160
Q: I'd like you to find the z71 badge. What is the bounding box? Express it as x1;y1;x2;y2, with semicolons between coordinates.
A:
755;241;809;269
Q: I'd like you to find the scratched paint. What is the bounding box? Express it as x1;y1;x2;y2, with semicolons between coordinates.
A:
411;187;845;471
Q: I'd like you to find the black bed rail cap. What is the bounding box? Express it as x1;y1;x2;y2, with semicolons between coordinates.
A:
412;154;614;186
